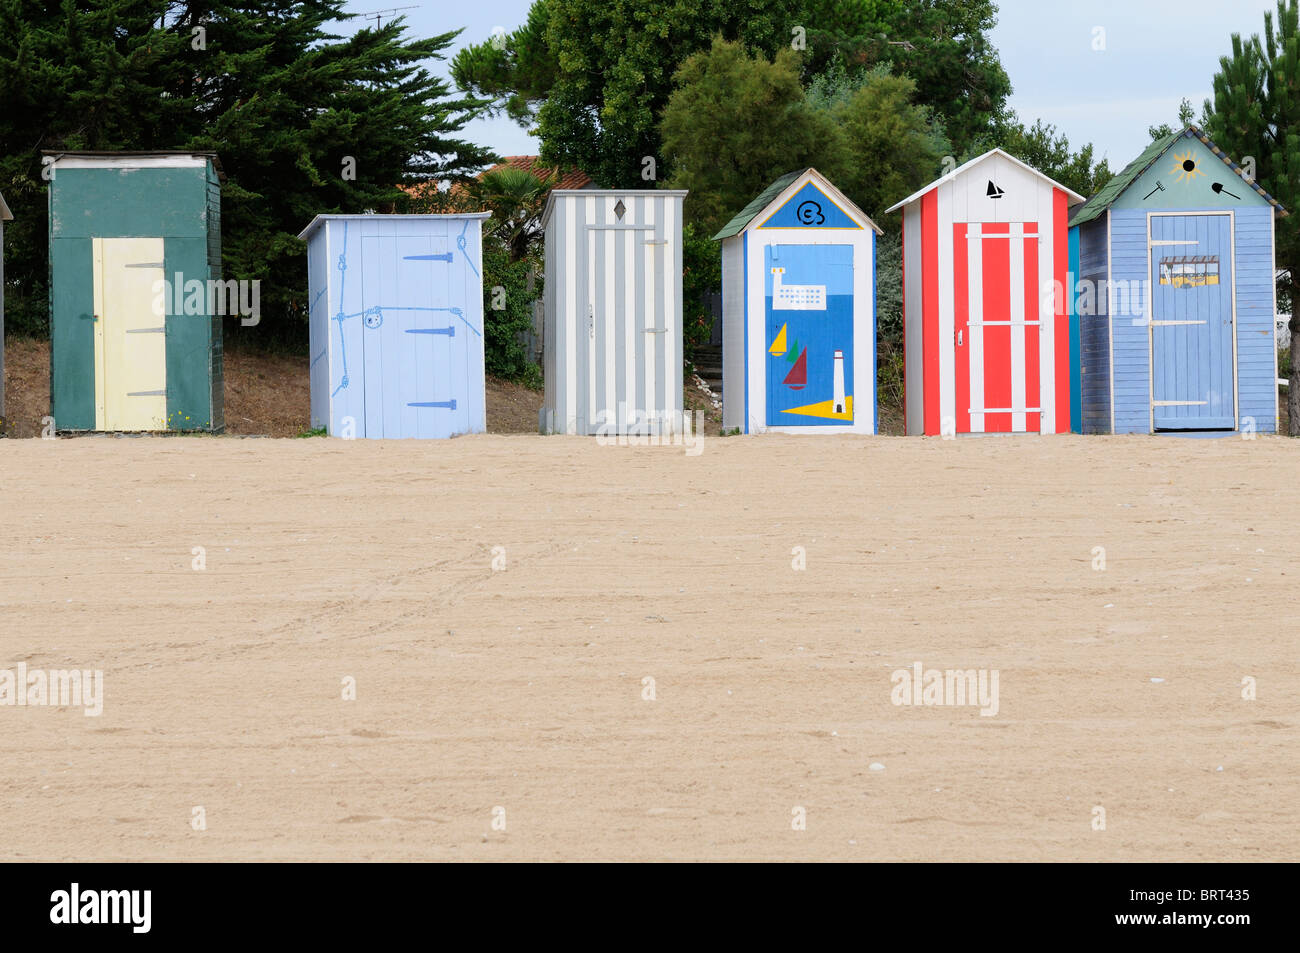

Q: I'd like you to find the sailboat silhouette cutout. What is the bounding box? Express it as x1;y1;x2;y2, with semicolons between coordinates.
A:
784;347;807;390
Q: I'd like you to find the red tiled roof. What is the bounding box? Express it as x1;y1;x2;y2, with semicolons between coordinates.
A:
487;155;592;191
399;156;592;204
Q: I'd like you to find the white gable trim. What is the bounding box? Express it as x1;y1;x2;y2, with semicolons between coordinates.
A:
744;168;883;235
885;148;1086;213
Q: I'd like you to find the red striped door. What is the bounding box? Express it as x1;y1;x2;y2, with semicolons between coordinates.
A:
952;222;1043;433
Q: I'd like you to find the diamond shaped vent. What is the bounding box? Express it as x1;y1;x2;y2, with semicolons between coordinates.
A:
614;199;626;221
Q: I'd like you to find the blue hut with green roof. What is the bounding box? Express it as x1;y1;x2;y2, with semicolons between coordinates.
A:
1068;126;1287;434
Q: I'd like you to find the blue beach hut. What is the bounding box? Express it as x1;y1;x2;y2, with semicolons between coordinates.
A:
300;213;490;438
1068;126;1287;434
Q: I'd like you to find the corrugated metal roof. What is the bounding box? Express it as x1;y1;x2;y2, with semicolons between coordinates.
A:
712;169;807;240
1070;125;1289;226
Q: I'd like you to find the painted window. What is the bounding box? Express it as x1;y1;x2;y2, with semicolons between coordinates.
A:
1158;255;1220;288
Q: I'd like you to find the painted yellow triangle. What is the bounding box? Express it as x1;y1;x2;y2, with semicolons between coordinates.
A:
769;323;788;356
783;395;854;421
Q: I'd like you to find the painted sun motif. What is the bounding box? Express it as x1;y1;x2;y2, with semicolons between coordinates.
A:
1170;149;1205;184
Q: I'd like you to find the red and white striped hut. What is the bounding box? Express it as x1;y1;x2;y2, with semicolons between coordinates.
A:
886;150;1084;435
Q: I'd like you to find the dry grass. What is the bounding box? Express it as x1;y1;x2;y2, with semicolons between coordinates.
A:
1;337;544;437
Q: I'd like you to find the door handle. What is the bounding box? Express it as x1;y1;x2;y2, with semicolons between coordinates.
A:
957;329;964;347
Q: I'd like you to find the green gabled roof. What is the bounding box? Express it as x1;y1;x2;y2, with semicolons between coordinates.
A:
712;169;807;240
1070;125;1288;227
1069;130;1181;227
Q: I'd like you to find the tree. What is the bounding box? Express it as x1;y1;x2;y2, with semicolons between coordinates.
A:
455;0;808;188
0;0;494;342
457;0;1009;185
661;43;947;370
179;2;495;342
660;38;844;237
827;66;950;220
450;0;558;126
1149;97;1199;141
0;0;193;334
463;166;556;262
1203;0;1300;433
660;38;841;364
798;0;1011;156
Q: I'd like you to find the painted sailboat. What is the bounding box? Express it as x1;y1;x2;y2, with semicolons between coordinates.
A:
769;323;788;356
784;347;807;390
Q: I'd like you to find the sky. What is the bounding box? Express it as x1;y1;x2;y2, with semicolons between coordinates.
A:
339;0;1282;169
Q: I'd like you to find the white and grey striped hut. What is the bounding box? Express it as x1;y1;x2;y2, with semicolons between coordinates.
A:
539;189;688;435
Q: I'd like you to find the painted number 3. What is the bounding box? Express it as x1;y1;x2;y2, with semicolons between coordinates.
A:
796;200;825;226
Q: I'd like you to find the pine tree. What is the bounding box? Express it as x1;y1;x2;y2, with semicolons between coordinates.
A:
0;1;495;341
1204;0;1300;433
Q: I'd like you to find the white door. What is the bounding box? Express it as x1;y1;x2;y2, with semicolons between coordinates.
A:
93;237;167;430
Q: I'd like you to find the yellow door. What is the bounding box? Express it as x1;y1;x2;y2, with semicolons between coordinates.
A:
93;238;167;430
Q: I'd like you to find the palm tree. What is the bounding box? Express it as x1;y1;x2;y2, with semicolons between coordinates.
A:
465;166;556;262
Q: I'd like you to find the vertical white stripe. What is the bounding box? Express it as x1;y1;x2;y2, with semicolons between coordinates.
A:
1009;221;1026;431
1271;211;1280;429
1107;210;1116;434
624;216;636;431
937;183;955;429
564;196;578;431
643;198;656;419
604;226;616;424
968;225;984;432
856;235;874;433
663;195;677;427
1229;210;1239;431
1146;213;1154;432
586;196;599;431
752;233;767;431
1038;180;1056;434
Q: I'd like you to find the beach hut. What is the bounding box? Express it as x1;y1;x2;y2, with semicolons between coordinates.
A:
0;192;11;435
46;151;224;432
886;150;1084;435
300;213;489;439
539;189;687;435
1068;125;1287;434
714;168;882;434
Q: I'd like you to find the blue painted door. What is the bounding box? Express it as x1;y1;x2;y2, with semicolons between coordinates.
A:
1149;214;1235;430
359;233;475;438
764;244;854;426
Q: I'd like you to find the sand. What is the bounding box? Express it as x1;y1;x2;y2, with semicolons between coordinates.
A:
0;432;1296;861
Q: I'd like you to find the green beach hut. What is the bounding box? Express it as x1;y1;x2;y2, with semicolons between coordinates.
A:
46;151;225;432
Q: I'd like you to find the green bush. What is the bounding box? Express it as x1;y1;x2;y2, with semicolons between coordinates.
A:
482;240;542;383
681;221;720;364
